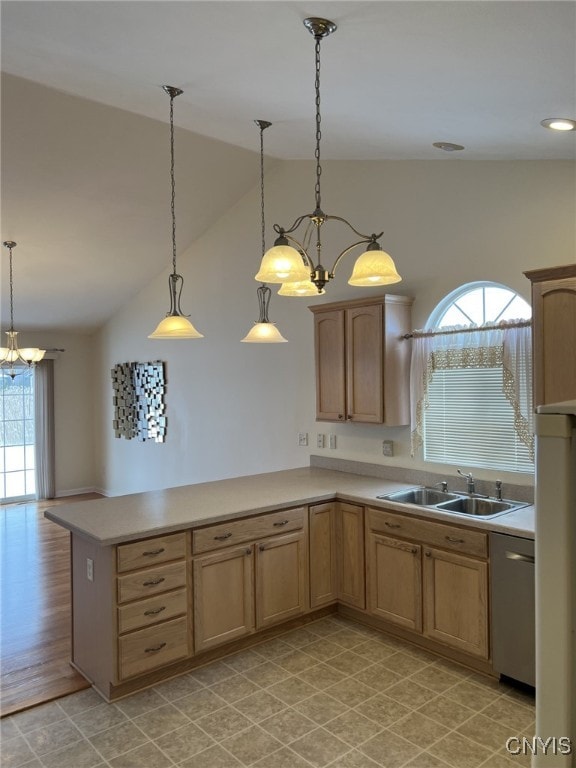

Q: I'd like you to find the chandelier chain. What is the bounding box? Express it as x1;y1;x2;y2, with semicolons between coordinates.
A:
8;245;14;331
259;124;266;260
314;34;322;213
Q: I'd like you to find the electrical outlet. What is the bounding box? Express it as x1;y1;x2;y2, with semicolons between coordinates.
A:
317;433;325;449
382;440;394;457
298;432;308;447
329;434;337;449
86;558;94;582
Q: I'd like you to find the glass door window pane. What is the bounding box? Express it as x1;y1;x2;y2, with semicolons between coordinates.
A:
1;370;36;501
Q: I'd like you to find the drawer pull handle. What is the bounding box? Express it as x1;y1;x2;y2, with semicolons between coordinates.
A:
273;520;289;527
144;642;167;654
144;606;166;616
214;532;232;541
142;548;165;556
385;522;401;529
143;577;165;586
445;536;465;544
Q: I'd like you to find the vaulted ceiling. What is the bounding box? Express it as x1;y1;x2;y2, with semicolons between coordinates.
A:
1;1;575;332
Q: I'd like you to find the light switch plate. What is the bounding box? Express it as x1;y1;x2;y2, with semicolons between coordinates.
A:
382;440;394;456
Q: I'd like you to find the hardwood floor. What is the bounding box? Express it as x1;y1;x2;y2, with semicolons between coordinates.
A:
0;495;101;716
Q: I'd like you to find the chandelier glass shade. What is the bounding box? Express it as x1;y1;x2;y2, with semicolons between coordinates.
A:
242;120;287;343
0;241;46;377
255;18;401;295
149;86;203;340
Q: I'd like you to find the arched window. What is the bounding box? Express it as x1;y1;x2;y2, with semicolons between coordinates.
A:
411;282;533;474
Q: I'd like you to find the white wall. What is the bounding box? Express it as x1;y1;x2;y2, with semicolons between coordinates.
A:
94;159;576;497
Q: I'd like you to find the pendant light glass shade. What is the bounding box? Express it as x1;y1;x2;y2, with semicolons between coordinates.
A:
149;86;203;340
278;279;325;297
148;315;204;339
348;246;401;286
241;322;288;343
255;242;310;284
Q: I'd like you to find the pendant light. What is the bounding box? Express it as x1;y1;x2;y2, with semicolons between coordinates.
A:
0;241;46;378
255;17;401;294
149;86;203;339
242;120;287;343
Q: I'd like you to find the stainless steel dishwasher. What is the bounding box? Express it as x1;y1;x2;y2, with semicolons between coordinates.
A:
490;532;535;687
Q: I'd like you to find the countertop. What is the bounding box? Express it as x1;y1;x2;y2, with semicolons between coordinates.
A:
44;467;535;546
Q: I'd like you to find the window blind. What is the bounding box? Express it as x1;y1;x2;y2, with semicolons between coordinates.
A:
423;367;533;473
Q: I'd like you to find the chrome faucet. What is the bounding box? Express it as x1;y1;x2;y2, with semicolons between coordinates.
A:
495;479;503;500
433;481;448;492
457;469;475;495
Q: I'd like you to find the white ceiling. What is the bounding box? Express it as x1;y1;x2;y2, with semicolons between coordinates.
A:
1;1;575;332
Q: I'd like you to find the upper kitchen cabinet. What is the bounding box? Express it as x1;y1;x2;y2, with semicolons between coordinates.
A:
309;295;413;424
524;264;576;407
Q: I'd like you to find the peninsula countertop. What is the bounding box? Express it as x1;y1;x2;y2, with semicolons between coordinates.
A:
44;467;535;546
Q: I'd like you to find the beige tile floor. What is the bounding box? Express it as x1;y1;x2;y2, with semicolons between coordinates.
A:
1;616;535;768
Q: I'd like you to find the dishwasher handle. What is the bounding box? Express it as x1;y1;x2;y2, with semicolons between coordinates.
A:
505;550;535;564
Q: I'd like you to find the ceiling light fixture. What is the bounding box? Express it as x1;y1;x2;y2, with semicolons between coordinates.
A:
242;121;287;343
540;118;576;132
255;17;401;295
149;86;203;339
0;241;46;378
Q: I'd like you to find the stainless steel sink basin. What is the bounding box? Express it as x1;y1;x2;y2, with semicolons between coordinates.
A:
377;485;528;519
378;487;460;506
436;497;525;517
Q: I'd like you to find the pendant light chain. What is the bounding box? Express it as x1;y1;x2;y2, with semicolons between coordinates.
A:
314;34;323;214
259;122;266;261
169;92;177;277
7;244;15;331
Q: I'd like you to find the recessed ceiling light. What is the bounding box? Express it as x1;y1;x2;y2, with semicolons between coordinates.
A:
433;142;465;152
540;118;576;131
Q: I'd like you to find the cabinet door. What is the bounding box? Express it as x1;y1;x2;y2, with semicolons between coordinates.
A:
256;531;307;629
309;503;337;608
423;547;488;658
336;503;365;609
193;545;255;652
531;275;576;406
314;310;346;421
367;532;422;632
346;303;383;423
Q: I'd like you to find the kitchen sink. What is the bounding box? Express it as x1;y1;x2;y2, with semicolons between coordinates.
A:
378;487;460;506
435;497;525;517
377;485;528;519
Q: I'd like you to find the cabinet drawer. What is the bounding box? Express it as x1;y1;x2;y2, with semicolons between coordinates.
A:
368;508;487;558
193;507;305;554
118;616;189;679
118;588;188;634
117;533;186;573
117;561;187;604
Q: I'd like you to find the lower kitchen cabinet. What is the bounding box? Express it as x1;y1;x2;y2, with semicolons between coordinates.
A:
366;507;490;660
193;544;255;652
336;503;366;609
422;546;489;658
309;503;338;608
367;533;422;632
256;531;308;628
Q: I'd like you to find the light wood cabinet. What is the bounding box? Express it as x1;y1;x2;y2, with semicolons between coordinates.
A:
367;533;422;632
423;547;489;658
256;531;308;629
336;502;365;609
193;508;308;649
366;507;490;660
309;503;338;608
310;295;413;425
193;545;254;652
524;263;576;407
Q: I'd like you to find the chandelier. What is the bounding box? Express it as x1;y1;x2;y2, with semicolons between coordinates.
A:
255;17;401;295
149;86;204;339
242;121;287;343
0;241;46;378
